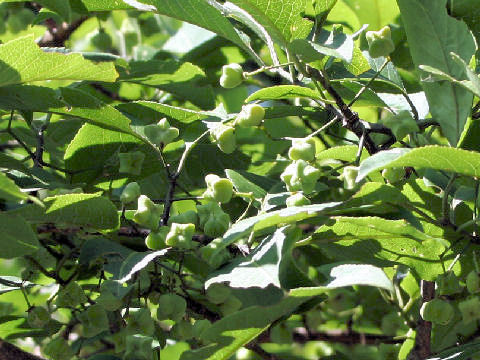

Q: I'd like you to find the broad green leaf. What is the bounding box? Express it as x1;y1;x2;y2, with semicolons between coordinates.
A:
449;0;480;45
357;146;480;182
211;202;341;259
226;0;313;43
117;60;215;109
181;296;311;360
117;0;247;50
0;277;35;295
117;102;208;124
427;341;480;360
0;173;28;202
225;169;266;208
70;0;133;11
245;85;322;102
289;30;354;64
0;213;39;259
0;86;138;136
345;45;370;76
311;217;449;279
396;0;476;146
343;0;400;31
316;145;368;163
10;193;120;231
206;227;313;290
0;36;118;87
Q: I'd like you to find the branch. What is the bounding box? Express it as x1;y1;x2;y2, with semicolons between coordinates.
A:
0;338;46;360
38;17;88;47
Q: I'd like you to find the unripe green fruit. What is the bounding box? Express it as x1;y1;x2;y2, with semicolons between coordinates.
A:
436;271;462;296
56;282;87;308
211;124;236;154
459;297;480;323
219;295;242;315
145;227;168;250
236;348;256;360
466;270;480;294
382;167;404;184
199;238;231;268
118;151;145;175
285;193;311;207
91;29;112;51
366;26;395;58
204;174;234;203
198;202;231;237
235;104;265;127
124;334;154;360
288;138;316;162
165;222;195;248
144;118;179;147
120;182;141;204
133;195;163;230
168;210;198;226
27;306;51;328
192;319;211;338
206;283;232;304
420;298;454;325
343;166;359;190
281;160;321;194
220;63;244;88
43;337;74;360
156;293;186;321
126;308;155;336
170;319;193;340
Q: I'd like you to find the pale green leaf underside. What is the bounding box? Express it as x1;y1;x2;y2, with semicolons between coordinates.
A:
397;0;476;146
357;146;480;182
0;36;118;87
427;341;480;360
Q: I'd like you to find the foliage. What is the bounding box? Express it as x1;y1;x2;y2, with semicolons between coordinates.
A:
0;1;480;360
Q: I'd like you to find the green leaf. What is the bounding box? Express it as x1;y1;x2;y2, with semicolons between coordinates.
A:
343;0;400;31
0;213;39;259
117;60;215;109
289;30;354;64
427;341;480;360
0;86;138;136
396;0;476;146
311;217;449;279
37;0;72;21
449;0;480;46
206;227;313;290
181;295;311;360
357;146;480;182
0;36;118;87
0;173;28;202
117;102;208;124
246;85;322;102
226;0;313;43
10;193;120;231
225;169;266;208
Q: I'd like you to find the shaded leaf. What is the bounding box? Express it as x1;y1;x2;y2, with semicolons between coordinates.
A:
246;85;322;102
0;213;39;259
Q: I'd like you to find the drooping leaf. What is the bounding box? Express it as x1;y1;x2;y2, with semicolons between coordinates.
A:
0;173;28;202
0;86;138;136
357;146;480;182
396;0;476;146
206;227;313;290
9;193;120;231
0;36;118;87
0;213;39;259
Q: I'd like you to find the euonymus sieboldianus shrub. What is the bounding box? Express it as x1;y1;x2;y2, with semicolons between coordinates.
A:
1;1;480;360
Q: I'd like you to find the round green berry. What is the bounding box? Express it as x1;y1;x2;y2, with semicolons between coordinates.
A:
288;137;316;162
235;104;265;127
220;63;244;88
420;298;454;325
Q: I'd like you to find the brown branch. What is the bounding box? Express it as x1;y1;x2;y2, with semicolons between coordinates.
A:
291;327;404;345
0;338;46;360
38;17;88;47
409;280;435;359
